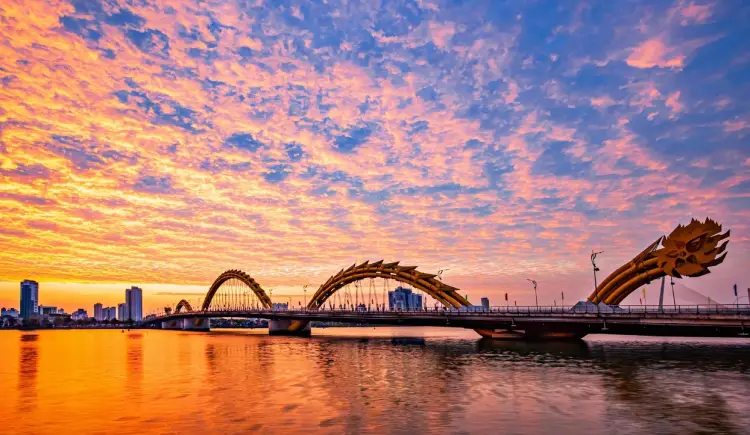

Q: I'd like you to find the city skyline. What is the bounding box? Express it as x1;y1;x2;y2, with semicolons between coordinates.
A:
1;0;748;310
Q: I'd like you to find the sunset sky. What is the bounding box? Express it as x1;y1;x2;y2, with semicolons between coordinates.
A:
1;0;748;313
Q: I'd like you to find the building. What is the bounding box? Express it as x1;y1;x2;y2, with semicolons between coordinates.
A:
1;308;20;318
117;303;127;321
125;286;143;322
104;307;117;321
39;305;58;315
388;287;423;310
481;297;490;310
94;303;103;321
71;309;88;320
20;280;39;319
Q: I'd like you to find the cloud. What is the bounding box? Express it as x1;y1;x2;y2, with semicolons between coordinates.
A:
665;91;684;113
626;37;685;69
428;21;455;50
677;1;714;25
0;0;747;310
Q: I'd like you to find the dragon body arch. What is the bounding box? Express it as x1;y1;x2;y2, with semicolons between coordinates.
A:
307;260;470;309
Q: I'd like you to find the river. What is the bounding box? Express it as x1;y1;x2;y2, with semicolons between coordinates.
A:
1;328;749;434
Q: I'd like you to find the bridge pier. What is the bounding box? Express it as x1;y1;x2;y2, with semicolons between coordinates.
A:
161;317;210;331
181;317;210;331
268;318;311;337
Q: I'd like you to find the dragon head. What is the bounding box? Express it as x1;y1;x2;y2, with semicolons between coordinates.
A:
652;217;729;278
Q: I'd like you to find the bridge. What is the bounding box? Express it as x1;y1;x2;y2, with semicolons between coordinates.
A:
144;218;747;340
145;305;750;339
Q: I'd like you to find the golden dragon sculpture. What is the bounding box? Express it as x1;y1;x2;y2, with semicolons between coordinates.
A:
588;217;729;305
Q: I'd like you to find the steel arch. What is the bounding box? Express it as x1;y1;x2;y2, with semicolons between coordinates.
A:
307;260;470;309
174;299;193;313
202;270;273;310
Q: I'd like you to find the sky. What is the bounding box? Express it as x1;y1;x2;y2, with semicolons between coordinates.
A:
1;0;749;313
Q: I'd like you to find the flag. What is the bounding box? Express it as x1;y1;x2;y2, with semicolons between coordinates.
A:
734;284;738;297
561;291;564;300
504;293;508;301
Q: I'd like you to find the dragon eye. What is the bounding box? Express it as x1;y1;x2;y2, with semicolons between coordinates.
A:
686;235;705;253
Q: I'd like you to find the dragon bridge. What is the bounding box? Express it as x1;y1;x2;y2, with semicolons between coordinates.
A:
588;217;729;305
307;260;470;309
203;269;274;310
175;299;193;313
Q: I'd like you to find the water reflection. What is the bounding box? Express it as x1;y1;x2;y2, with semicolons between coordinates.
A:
126;333;143;393
1;329;749;434
475;339;750;434
18;334;39;412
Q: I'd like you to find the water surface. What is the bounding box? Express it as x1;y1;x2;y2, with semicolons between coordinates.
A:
1;328;749;434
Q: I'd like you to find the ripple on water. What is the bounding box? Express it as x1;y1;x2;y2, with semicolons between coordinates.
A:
0;328;749;434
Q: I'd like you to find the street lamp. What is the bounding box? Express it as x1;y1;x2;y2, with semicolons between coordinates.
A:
527;279;538;308
591;250;603;301
303;285;308;309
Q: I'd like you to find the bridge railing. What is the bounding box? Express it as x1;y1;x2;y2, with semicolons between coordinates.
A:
151;303;750;320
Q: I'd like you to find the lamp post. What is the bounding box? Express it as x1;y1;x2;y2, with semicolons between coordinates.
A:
527;279;538;308
303;285;308;309
591;250;603;302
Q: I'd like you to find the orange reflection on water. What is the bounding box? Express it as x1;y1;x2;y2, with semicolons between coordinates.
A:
0;329;749;434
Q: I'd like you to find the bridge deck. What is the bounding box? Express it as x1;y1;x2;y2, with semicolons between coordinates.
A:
146;306;750;338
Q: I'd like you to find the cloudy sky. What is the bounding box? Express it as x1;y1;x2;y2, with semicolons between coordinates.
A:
1;0;748;311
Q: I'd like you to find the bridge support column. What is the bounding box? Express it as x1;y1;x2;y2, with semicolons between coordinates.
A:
268;319;311;337
181;317;210;331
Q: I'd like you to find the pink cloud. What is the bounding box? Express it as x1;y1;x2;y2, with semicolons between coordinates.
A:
665;91;685;113
428;21;456;50
678;1;714;25
590;95;616;109
626;37;685;69
723;118;749;136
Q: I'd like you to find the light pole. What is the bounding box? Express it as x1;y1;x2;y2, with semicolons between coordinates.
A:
670;277;676;308
303;285;308;309
527;279;538;308
591;250;603;302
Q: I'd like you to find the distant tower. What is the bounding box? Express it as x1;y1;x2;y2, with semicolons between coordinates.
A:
20;280;39;319
125;287;143;322
117;303;128;321
94;303;103;321
480;297;490;310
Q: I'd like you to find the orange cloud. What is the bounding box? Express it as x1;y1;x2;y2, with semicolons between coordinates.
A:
626;37;685;69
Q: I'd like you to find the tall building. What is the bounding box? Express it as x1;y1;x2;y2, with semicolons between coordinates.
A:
104;307;117;320
117;303;127;321
125;287;143;322
94;303;103;321
481;297;490;310
388;287;423;310
20;280;39;319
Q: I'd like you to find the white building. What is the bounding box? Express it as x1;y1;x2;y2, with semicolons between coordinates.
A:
117;303;127;321
94;303;103;321
125;287;143;322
